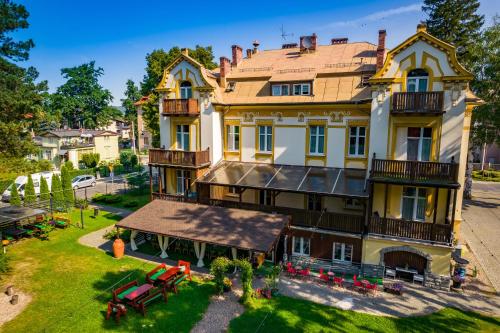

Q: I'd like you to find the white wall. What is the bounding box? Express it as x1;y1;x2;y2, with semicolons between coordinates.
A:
274;127;306;165
326;127;345;168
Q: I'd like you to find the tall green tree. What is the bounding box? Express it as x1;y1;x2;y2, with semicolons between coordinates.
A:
51;174;64;211
24;174;35;204
423;0;484;69
9;183;21;206
50;61;119;129
39;175;50;202
0;0;48;158
61;165;74;208
139;46;217;146
121;79;141;151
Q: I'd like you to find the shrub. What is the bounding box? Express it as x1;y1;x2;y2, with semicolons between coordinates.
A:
210;257;231;294
103;228;130;241
39;176;50;201
0;252;10;275
81;153;100;168
63;160;74;170
9;183;21;206
123;200;139;208
61;166;74;208
74;198;89;209
24;174;36;204
51;174;65;211
37;159;53;171
234;258;254;303
120;151;139;171
91;193;122;204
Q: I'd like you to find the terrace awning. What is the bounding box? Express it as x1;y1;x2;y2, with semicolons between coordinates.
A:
116;200;289;253
196;161;368;198
0;206;47;229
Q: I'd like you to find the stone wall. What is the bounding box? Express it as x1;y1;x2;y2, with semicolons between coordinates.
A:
425;273;451;290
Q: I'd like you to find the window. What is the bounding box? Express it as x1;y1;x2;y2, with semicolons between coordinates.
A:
143;137;149;146
271;84;289;96
407;68;428;92
226;81;236;92
176;124;190;151
309;125;325;155
292;237;310;256
348;126;366;156
259;190;272;205
180;81;192;99
307;195;322;211
345;198;363;210
226;125;240;151
227;186;238;196
333;243;353;262
402;187;427;221
45;150;52;160
258;126;272;152
407;127;432;161
293;83;311;95
176;170;191;194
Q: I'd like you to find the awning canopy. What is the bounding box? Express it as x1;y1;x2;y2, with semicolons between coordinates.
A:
116;200;289;253
197;161;368;198
0;206;46;229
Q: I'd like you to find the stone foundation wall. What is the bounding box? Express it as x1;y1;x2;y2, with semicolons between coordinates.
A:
425;273;451;290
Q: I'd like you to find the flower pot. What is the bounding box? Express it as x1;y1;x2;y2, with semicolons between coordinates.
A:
113;238;125;259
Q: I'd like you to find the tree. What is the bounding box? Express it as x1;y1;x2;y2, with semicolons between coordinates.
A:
121;79;141;152
423;0;484;68
0;0;34;62
61;165;74;208
39;175;50;202
50;61;119;129
24;174;35;204
51;174;64;211
64;160;74;170
81;153;100;168
9;183;21;206
119;151;138;171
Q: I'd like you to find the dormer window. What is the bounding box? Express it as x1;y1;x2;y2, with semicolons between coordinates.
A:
407;69;428;92
271;84;289;96
180;81;192;99
293;83;311;95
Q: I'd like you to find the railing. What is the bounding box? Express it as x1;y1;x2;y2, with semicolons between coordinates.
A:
162;98;199;116
204;199;364;234
151;192;197;203
392;92;444;114
370;158;458;183
368;216;452;244
149;148;210;167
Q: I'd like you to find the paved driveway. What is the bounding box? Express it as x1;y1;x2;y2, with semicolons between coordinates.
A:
462;182;500;292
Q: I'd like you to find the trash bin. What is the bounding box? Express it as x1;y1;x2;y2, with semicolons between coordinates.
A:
94;208;99;216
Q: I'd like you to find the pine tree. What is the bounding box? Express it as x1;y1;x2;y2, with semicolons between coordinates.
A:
24;174;36;205
39;176;50;202
61;166;74;209
9;183;21;206
51;174;64;211
423;0;484;68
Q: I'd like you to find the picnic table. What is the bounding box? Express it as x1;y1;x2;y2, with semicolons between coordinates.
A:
157;267;180;283
4;227;27;238
125;284;153;301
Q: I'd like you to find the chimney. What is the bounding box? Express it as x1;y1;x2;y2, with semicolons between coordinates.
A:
417;23;427;33
231;45;243;66
376;29;386;70
282;43;298;49
252;40;260;54
246;48;252;58
219;56;231;88
181;48;189;56
300;33;317;52
331;38;348;45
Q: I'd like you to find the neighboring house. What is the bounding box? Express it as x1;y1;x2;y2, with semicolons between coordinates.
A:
138;25;479;289
102;117;132;141
35;129;120;168
134;96;153;151
471;143;500;170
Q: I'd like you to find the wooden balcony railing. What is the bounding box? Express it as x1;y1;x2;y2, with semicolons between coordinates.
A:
162;98;199;116
151;192;197;203
368;216;452;244
370;158;458;184
149;148;210;167
392;92;444;114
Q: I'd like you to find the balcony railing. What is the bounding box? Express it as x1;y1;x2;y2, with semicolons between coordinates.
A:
392;92;444;114
162;98;199;116
149;148;210;168
151;192;197;203
370;158;458;184
368;216;452;244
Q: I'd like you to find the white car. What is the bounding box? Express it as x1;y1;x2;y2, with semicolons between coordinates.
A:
71;175;96;189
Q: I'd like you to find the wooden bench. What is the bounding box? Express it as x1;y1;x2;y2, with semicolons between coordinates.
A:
146;264;167;285
112;280;139;303
135;288;167;316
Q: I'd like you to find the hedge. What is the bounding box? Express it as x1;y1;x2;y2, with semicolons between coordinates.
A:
68;168;96;179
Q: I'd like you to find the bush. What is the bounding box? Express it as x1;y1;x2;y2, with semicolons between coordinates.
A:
9;183;21;206
74;198;89;209
123;200;139;208
37;159;53;171
210;257;231;294
0;252;10;275
91;193;122;204
68;168;95;179
120;151;139;171
24;174;36;204
51;174;65;211
61;166;74;208
39;176;50;201
63;160;74;170
234;258;254;304
103;228;130;241
81;153;100;168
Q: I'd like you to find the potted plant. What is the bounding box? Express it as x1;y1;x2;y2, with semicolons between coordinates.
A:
223;277;232;292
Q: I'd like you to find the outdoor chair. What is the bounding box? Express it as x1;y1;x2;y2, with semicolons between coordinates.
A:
286;262;297;277
299;267;310;279
318;268;330;284
413;274;424;285
365;283;378;295
385;268;396;279
352;275;363;291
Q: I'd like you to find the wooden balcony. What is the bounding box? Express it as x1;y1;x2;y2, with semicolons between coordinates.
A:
151;192;197;203
370;158;459;186
149;148;210;168
392;92;444;115
368;216;452;244
162;98;199;116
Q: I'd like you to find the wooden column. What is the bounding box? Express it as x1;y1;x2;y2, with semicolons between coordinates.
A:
433;188;439;224
383;183;388;218
451;189;457;227
444;189;451;224
364;182;374;235
149;165;153;201
163;167;167;194
158;166;163;193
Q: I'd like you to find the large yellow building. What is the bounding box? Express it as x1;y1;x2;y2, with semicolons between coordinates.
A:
144;25;480;289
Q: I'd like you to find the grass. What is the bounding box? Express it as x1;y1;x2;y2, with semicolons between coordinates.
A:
92;189;151;211
472;170;500;182
1;209;214;333
228;296;500;333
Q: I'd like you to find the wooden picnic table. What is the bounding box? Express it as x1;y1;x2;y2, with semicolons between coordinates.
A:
157;267;180;283
125;284;153;301
4;227;27;238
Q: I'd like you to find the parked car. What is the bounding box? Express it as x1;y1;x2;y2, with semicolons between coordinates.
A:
71;175;96;189
2;171;60;202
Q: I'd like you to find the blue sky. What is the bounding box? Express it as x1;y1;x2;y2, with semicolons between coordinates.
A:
13;0;499;103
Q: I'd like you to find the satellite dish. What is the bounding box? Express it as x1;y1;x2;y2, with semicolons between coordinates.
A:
302;36;313;49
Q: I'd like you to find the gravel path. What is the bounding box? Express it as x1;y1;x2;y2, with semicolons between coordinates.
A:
0;289;32;326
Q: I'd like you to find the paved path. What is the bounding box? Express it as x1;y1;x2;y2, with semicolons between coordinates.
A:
462;181;500;292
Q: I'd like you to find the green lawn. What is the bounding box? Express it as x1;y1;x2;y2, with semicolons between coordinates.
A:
1;209;214;333
92;189;151;211
229;296;500;333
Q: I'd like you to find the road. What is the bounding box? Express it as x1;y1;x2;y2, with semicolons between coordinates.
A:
74;175;129;201
462;181;500;292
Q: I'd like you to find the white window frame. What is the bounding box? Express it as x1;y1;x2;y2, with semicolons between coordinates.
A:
292;237;310;256
176;170;191;194
401;186;427;221
348;126;366;157
309;125;325;155
407;76;428;92
292;83;311;96
226;125;240;152
332;243;353;263
271;84;290;96
180;82;193;99
258;125;272;152
407;127;432;162
176;124;190;151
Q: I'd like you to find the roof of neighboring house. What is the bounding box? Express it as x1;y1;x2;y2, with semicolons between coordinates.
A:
116;199;289;253
40;129;118;138
134;96;150;106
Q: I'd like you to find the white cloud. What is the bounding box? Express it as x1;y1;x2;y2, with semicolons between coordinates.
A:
323;3;422;28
